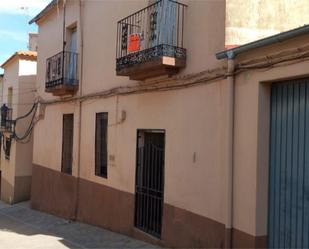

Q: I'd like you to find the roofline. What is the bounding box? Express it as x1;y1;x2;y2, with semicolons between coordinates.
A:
29;0;59;25
216;24;309;60
1;52;37;68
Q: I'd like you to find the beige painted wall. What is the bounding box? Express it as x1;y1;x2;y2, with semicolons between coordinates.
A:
2;60;19;117
0;76;3;105
32;0;309;238
33;80;228;224
15;74;36;177
35;0;226;98
1;60;19;196
1;57;36;202
31;0;309;241
232;35;309;236
33;102;78;173
83;81;228;222
33;0;227;226
226;0;309;46
81;0;225;94
1;60;19;202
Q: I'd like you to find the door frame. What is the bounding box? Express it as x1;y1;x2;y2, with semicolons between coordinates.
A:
134;128;166;238
256;75;309;245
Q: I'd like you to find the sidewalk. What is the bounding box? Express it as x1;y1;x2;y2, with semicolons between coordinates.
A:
0;201;157;249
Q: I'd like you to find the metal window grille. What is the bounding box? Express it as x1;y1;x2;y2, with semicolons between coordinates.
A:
0;107;13;132
134;130;165;238
4;137;11;160
95;113;108;178
61;114;74;175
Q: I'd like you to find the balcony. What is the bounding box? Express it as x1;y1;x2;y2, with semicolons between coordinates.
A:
116;0;187;80
45;51;78;96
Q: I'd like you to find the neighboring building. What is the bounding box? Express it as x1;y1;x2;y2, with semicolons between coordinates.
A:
28;0;309;248
226;0;309;47
28;33;38;52
0;34;37;204
0;74;3;105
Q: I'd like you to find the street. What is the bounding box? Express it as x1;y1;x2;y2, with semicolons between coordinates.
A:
0;201;157;249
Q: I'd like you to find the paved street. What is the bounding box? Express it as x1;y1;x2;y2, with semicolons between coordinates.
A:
0;201;157;249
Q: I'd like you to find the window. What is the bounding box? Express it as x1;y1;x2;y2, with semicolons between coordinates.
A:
95;112;108;178
4;137;11;160
61;114;74;175
7;87;12;108
66;27;77;83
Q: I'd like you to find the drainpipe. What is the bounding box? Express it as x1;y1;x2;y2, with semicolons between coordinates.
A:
74;0;84;221
225;51;235;248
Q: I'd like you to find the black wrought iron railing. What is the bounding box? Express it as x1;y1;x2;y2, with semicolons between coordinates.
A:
116;0;187;70
0;107;13;132
45;51;79;89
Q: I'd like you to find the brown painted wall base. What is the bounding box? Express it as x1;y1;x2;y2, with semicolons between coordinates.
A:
31;164;77;219
231;228;267;249
163;204;226;248
14;175;32;203
0;175;32;204
77;178;134;235
1;177;14;204
31;164;267;248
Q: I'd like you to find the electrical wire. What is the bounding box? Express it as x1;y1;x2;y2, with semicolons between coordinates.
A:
12;99;39;143
15;98;39;122
14;105;38;142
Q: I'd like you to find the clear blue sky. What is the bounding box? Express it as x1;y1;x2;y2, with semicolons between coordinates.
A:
0;0;50;73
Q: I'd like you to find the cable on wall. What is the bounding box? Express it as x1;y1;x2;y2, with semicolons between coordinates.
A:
13;99;39;143
0;99;39;147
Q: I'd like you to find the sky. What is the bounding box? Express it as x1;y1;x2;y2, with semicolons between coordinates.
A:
0;0;50;73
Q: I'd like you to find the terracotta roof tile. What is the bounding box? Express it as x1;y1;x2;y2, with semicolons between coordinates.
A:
1;51;37;68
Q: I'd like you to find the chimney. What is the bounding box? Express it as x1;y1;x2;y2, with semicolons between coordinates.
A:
28;33;38;52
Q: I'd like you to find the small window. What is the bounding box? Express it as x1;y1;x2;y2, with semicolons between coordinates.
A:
4;137;11;160
7;87;13;108
95;112;108;178
61;114;74;175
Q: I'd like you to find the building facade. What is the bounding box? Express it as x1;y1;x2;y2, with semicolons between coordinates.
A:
29;0;309;248
226;0;309;47
0;43;37;204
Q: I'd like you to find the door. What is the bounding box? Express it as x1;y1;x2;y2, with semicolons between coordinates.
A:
149;0;177;47
66;29;77;84
268;79;309;248
134;130;165;238
69;29;77;53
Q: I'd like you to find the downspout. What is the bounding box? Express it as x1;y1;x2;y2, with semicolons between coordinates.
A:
74;0;84;221
62;0;66;52
62;0;66;82
225;51;235;248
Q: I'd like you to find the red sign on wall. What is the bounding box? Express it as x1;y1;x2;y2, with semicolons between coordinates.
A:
128;34;141;53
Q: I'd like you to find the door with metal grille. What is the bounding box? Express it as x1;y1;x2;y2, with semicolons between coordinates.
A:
134;130;165;238
268;79;309;248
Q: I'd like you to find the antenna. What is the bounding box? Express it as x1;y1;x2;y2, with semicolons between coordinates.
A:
20;6;31;49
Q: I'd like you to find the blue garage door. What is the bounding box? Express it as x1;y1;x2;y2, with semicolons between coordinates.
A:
269;78;309;248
